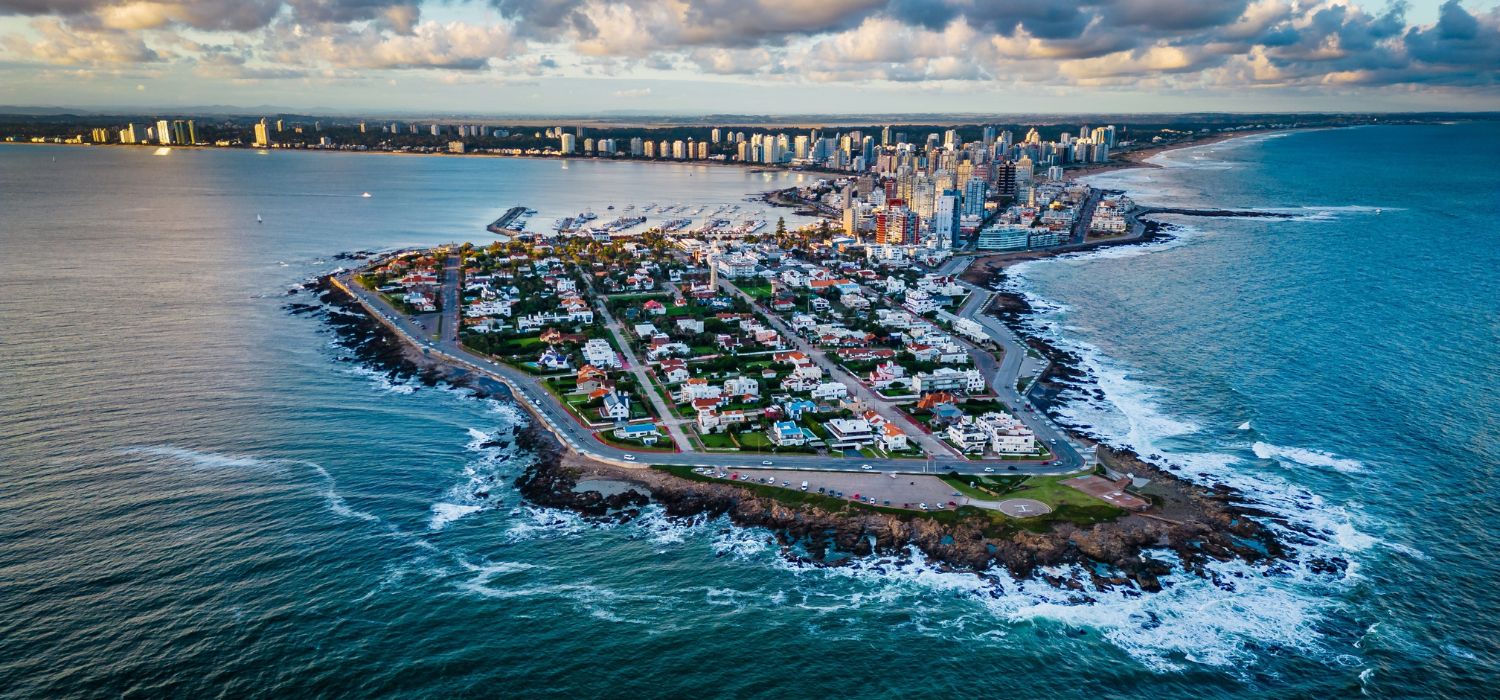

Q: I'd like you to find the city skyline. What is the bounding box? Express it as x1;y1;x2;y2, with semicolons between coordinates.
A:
1;0;1498;114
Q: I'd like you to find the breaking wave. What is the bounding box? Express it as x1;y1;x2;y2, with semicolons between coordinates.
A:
1252;442;1366;474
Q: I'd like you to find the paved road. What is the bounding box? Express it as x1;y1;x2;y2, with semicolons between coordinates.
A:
1071;188;1101;244
587;283;696;451
939;255;1096;472
336;272;1074;475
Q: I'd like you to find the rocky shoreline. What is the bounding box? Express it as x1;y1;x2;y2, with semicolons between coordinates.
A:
306;266;1299;594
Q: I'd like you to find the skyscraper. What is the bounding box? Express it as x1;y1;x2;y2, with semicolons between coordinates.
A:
963;178;989;217
156;119;172;145
935;189;960;248
874;201;917;246
253;119;270;148
560;133;576;154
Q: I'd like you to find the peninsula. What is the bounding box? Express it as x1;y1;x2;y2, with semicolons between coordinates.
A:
312;127;1303;590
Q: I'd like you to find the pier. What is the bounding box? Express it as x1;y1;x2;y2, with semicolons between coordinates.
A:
486;206;529;235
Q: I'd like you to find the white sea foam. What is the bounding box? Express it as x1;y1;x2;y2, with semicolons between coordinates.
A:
501;506;596;544
123;445;276;470
989;242;1385;672
124;445;388;524
422;426;530;530
1252;442;1366;473
309;463;382;523
429;503;482;530
342;364;418;394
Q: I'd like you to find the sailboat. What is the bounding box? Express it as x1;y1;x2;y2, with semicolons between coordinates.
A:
361;192;372;198
256;214;263;224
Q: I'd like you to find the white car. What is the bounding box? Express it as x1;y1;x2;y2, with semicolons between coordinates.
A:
622;455;636;462
860;464;872;470
983;467;995;473
761;460;774;466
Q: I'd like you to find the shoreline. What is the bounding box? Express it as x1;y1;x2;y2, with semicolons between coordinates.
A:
951;127;1357;579
1063;126;1308;179
0;139;802;174
308;252;1292;593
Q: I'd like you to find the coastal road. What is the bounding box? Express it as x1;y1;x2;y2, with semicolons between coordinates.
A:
945;268;1091;472
333;270;1075;476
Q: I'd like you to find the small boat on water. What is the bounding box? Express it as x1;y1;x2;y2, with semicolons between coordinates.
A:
361;192;372;198
256;214;263;224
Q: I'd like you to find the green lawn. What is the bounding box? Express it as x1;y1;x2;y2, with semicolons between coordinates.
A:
737;282;775;299
697;431;737;449
1000;473;1112;510
940;476;1001;499
737;431;773;448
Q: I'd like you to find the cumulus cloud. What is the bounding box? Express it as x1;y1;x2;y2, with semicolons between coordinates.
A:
263;18;520;70
3;16;159;64
0;0;1497;97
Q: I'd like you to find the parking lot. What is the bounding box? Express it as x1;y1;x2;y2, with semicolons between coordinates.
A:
699;467;967;511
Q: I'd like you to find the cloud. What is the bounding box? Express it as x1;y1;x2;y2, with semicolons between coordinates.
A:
0;0;1497;100
3;16;160;64
264;19;520;70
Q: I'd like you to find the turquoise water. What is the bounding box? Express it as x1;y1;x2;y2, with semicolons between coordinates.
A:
1;127;1496;697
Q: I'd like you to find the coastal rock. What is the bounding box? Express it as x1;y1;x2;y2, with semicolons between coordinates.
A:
316;264;1290;595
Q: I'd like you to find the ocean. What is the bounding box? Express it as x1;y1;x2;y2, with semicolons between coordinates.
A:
1;126;1496;698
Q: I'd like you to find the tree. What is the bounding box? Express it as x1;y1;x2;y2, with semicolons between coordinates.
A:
775;217;787;236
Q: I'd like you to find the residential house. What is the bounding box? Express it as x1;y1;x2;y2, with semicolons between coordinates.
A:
582;338;619;368
723;376;760;400
769;420;811;447
810;382;849;401
538;347;572;371
824;418;876;449
952;317;987;342
879;422;909;452
613;422;661;446
904;289;941;314
867;361;909;391
676;378;723;404
946;418;989;453
780;398;819;420
912;367;986;394
657;358;690;384
836;347;897;363
600;390;632;422
840;293;870;311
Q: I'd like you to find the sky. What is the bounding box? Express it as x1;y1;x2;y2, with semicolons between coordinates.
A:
0;0;1497;115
